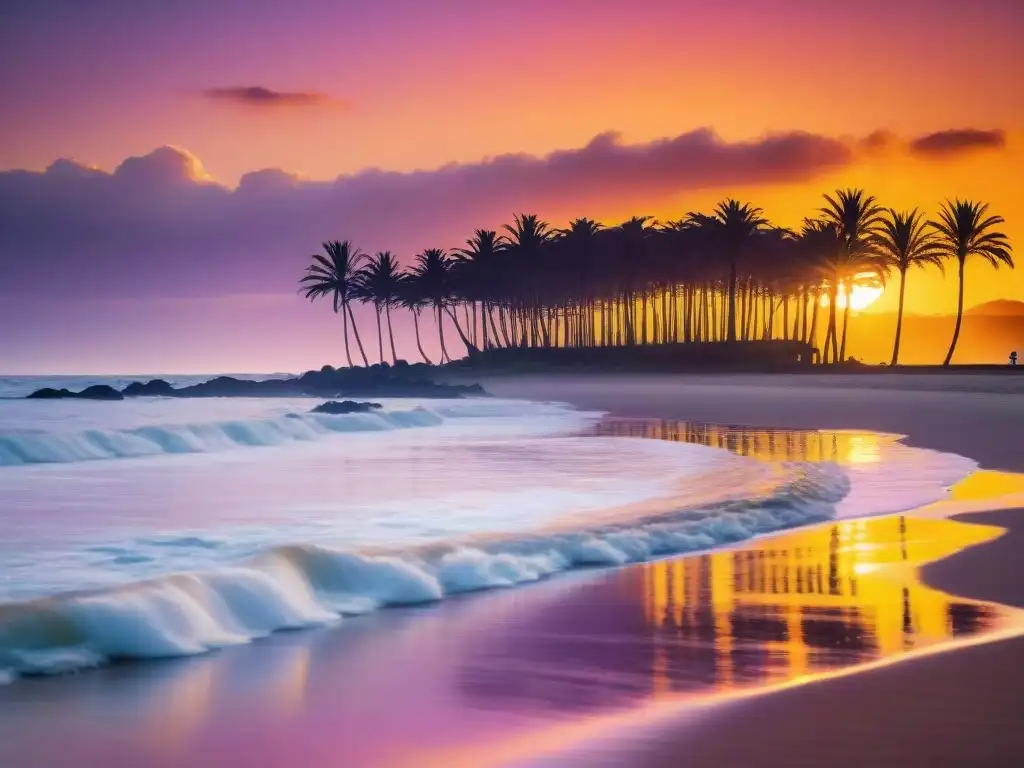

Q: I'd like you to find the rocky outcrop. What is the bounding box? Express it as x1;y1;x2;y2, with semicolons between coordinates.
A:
121;379;175;396
26;364;486;401
309;400;383;415
26;384;124;401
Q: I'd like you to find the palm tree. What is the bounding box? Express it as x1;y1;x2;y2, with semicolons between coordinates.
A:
553;218;605;347
453;230;506;351
689;200;767;342
612;216;656;345
357;251;405;363
930;200;1013;365
410;248;457;362
502;213;554;347
398;275;434;365
299;240;369;367
819;189;884;361
873;209;944;365
798;220;845;362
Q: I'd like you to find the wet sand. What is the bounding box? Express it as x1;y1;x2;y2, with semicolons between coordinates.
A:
3;374;1024;767
1;501;1016;767
481;373;1024;766
478;372;1024;470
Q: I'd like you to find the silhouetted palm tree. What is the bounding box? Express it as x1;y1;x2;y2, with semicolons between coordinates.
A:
502;213;554;347
299;188;1010;368
299;240;369;367
820;189;884;361
930;200;1013;365
799;220;846;362
689;200;767;342
398;278;434;365
612;216;656;345
874;209;944;365
410;248;458;362
553;218;605;347
357;251;405;363
453;230;506;351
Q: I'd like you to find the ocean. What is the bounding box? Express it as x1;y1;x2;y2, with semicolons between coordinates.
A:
0;374;977;684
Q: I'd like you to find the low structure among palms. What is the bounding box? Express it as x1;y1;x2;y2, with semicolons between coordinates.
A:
299;191;1012;368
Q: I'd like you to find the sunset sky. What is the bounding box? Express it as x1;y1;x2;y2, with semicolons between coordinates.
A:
1;0;1022;373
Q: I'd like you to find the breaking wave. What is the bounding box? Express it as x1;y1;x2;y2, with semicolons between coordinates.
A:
0;409;446;466
0;462;847;681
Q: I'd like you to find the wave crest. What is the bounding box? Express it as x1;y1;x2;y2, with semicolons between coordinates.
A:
0;462;846;682
0;408;445;466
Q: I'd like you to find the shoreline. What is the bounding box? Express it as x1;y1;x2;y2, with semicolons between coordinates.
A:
1;502;1017;768
480;373;1024;766
530;509;1024;768
2;375;1023;766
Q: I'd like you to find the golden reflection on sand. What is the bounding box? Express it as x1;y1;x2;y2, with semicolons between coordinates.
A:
425;513;1022;768
950;469;1024;502
423;421;1024;767
590;419;893;465
639;515;1008;697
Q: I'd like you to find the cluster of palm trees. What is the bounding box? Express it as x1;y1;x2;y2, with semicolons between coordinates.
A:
300;189;1012;367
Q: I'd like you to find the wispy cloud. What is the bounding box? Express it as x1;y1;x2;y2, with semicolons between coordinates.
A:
202;85;345;108
909;128;1006;158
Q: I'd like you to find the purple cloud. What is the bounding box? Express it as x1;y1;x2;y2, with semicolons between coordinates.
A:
909;128;1006;158
0;128;855;302
202;85;344;108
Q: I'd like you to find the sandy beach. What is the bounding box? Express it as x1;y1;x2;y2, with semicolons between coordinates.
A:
482;373;1024;767
2;372;1023;767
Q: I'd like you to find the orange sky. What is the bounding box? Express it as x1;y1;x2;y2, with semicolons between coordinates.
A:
1;0;1022;371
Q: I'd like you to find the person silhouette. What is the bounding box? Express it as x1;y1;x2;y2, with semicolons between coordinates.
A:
1010;351;1018;366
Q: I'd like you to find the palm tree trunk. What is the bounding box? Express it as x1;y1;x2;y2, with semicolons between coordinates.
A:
839;280;852;362
340;305;353;368
827;281;839;364
436;306;451;362
411;309;433;364
726;261;737;342
890;270;907;366
345;301;369;366
374;304;384;364
809;288;821;358
943;259;966;366
385;304;398;363
444;305;476;354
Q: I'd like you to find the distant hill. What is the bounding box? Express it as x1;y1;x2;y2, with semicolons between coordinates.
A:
966;299;1024;316
844;310;1024;364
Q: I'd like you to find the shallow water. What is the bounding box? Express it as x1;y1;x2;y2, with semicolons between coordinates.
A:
0;511;1017;768
0;395;979;682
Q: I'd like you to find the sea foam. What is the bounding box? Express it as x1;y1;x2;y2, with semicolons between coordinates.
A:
0;409;445;466
0;461;847;681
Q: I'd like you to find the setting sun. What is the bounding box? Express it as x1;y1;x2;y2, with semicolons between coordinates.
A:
822;282;885;311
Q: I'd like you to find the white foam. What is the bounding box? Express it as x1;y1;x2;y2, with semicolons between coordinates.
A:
0;392;984;685
0;408;451;466
0;463;845;681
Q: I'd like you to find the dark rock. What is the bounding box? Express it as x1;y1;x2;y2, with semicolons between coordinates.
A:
310;400;384;415
27;367;487;401
78;385;124;400
26;385;123;400
175;376;295;397
122;379;176;397
26;387;75;399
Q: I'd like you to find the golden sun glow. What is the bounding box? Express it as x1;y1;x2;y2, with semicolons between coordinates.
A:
821;282;885;311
